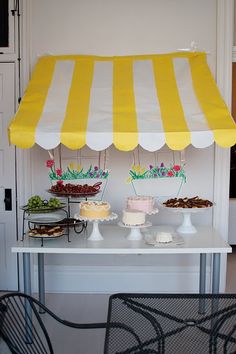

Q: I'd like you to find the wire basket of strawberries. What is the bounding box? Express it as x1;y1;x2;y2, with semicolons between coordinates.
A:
48;181;102;198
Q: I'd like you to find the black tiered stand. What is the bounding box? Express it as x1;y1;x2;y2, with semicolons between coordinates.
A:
21;201;87;247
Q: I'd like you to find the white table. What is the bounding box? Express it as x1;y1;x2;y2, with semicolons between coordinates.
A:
12;225;231;306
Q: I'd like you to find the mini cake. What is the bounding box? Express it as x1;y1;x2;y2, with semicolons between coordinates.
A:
79;201;110;219
155;232;173;243
122;209;146;226
127;196;155;213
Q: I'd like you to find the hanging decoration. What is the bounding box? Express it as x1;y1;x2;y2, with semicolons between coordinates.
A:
126;163;186;183
46;160;109;182
127;148;187;198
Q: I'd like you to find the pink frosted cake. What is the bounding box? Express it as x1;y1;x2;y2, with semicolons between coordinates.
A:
127;196;155;214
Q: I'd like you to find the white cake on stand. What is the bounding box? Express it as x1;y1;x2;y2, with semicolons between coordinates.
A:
75;201;117;241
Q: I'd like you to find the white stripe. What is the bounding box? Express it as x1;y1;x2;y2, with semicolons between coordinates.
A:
133;60;165;151
86;61;113;151
35;61;75;149
173;58;214;148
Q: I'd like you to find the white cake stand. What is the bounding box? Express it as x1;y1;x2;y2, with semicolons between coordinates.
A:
161;206;212;234
74;212;118;241
118;221;152;240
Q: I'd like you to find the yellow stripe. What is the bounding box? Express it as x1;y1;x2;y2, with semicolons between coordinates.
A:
189;54;236;147
9;57;56;148
153;57;191;150
61;59;94;149
113;59;138;151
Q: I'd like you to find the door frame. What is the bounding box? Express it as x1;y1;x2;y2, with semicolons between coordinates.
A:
18;0;234;292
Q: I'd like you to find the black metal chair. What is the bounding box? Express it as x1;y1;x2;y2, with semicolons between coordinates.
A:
104;293;236;354
0;292;107;354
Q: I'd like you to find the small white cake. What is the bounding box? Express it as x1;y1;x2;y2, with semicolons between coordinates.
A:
122;209;146;226
155;232;173;243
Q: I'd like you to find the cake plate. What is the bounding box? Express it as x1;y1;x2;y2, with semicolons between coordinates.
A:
118;221;152;241
74;212;118;241
159;205;213;234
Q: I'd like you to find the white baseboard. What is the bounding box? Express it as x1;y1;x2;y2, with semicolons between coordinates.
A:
34;265;211;294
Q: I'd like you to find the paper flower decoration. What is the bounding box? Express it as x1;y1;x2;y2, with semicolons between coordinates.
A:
127;163;186;182
46;160;110;181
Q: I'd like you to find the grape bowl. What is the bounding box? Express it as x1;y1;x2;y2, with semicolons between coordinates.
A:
21;195;66;214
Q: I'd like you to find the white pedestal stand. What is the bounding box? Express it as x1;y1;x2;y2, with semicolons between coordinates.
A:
177;211;197;234
89;220;104;241
118;221;152;241
74;212;117;241
159;206;212;235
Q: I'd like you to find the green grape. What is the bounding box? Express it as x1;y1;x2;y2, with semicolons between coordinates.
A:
27;195;43;209
48;198;61;208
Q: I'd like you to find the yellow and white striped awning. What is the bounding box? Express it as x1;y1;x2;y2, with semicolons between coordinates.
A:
9;52;236;151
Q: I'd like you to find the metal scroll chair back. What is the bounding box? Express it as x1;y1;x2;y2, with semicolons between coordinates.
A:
0;292;107;354
0;293;53;354
104;293;236;354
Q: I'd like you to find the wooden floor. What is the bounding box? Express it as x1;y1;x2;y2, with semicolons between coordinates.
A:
1;249;236;354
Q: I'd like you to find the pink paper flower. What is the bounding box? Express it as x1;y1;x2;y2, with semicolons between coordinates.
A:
56;180;64;185
173;165;181;172
46;160;54;168
167;171;174;177
94;166;99;171
56;168;62;177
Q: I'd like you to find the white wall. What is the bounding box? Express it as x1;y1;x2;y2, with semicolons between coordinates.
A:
234;2;236;45
31;0;216;67
28;0;217;293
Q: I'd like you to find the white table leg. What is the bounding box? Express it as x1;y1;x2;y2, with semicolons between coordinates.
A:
23;253;32;343
199;253;207;314
212;253;221;294
38;254;45;313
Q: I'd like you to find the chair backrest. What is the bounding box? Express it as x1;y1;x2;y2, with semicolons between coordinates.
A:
104;293;236;354
0;292;53;354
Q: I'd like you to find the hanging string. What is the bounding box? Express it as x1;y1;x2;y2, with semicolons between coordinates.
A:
47;151;53;160
180;149;186;163
137;146;140;166
154;152;157;166
172;151;176;165
80;150;82;166
103;150;107;170
58;145;62;169
132;151;136;166
76;149;79;167
98;152;101;169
